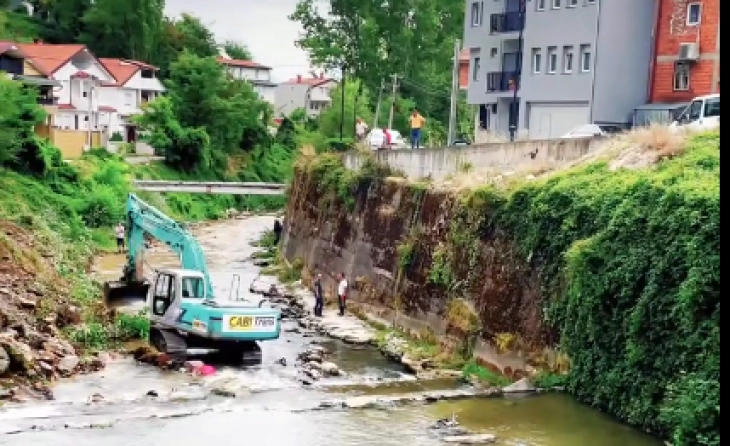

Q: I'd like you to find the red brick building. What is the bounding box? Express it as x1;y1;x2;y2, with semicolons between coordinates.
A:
649;0;720;103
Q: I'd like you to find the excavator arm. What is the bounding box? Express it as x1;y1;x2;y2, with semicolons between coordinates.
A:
105;193;215;307
122;193;214;299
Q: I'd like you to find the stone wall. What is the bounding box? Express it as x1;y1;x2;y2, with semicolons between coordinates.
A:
344;137;604;180
283;169;555;376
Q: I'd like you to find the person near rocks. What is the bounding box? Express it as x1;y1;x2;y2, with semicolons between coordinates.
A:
337;273;349;316
313;273;324;317
273;219;283;245
115;222;125;253
408;108;426;149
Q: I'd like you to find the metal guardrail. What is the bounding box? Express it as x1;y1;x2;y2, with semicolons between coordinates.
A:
133;180;287;195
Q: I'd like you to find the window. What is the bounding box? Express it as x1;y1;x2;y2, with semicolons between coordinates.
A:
181;277;205;299
473;57;481;81
687;3;702;26
704;97;720;118
531;48;542;73
568;0;578;6
152;274;175;316
536;0;546;10
563;46;574;73
580;44;592;72
552;0;561;9
124;91;133;106
673;62;690;91
478;104;490;130
547;47;558;73
471;2;483;26
490;47;498;58
687;100;703;120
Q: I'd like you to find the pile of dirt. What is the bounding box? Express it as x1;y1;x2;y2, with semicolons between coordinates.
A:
0;221;106;402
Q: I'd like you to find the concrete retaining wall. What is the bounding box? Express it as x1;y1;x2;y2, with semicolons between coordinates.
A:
344;137;605;180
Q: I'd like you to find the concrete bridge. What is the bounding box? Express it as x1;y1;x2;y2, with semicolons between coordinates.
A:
133;180;287;195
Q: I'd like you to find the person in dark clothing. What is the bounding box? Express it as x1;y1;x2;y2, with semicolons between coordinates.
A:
313;273;324;317
273;219;283;245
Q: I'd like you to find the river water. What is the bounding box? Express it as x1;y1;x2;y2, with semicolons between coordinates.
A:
0;217;661;446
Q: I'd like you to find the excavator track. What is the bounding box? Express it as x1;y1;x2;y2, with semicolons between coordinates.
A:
150;327;188;358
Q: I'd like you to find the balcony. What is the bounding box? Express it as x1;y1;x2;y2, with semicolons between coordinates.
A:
37;96;58;105
490;12;524;33
487;71;520;92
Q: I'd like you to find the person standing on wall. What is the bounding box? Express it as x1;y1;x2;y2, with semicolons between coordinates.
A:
355;118;369;142
273;219;283;246
408;108;426;149
313;273;324;317
337;273;349;316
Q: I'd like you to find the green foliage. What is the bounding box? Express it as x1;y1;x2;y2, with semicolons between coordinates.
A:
290;0;464;134
396;237;416;273
222;40;254;60
475;131;719;444
80;0;164;62
461;359;511;387
0;77;48;171
532;372;569;389
428;243;453;287
0;10;41;41
318;79;373;139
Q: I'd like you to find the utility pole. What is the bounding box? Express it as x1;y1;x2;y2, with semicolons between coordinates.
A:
339;64;346;141
509;0;526;142
372;79;385;129
387;74;399;129
447;39;461;146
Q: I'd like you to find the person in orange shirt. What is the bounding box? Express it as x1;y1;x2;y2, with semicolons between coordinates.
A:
408;109;426;149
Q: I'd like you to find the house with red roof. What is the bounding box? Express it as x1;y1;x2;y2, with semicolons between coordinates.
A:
274;73;338;117
5;41;163;155
217;55;276;106
97;58;165;142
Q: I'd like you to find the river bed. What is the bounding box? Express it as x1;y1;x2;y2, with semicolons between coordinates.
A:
0;217;661;446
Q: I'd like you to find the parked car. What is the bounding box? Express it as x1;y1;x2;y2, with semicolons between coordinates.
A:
671;94;720;132
367;128;408;150
561;124;624;139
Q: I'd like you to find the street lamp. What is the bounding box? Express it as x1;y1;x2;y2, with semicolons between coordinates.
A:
509;0;526;142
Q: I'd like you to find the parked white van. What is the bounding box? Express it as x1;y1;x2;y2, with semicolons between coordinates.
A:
671;94;720;131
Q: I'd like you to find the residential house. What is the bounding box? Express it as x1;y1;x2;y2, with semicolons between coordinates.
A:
13;42;163;156
275;74;338;117
635;0;720;125
0;41;61;117
463;0;655;140
217;56;276;106
98;58;165;141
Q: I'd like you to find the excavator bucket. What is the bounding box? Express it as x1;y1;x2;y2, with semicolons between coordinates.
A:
103;280;150;312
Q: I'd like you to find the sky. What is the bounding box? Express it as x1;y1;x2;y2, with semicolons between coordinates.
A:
164;0;318;82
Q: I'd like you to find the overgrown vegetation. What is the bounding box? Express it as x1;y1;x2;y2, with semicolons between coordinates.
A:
301;131;720;445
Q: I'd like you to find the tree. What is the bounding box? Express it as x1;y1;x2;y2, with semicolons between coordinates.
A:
80;0;164;62
0;78;47;169
35;0;91;44
137;52;270;172
152;13;219;78
222;40;253;60
290;0;465;127
318;79;373;139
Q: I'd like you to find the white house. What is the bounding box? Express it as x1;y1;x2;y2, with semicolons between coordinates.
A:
16;43;116;134
217;56;276;106
98;58;165;141
275;74;338;117
14;43;164;144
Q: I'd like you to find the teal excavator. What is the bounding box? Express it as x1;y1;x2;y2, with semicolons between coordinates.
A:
103;193;281;366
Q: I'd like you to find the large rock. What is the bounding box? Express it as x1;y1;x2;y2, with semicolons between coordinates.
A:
209;377;250;398
57;355;80;374
0;339;35;372
42;338;75;357
320;361;341;376
0;346;10;375
442;433;497;444
502;377;536;394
